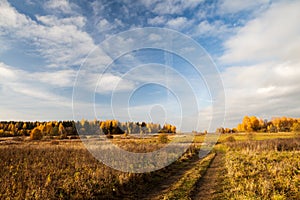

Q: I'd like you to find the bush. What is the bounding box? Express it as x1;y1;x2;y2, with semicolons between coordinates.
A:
30;128;43;140
225;136;236;143
158;133;168;143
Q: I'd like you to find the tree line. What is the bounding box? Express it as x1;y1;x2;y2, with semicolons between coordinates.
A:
0;120;176;138
216;116;300;133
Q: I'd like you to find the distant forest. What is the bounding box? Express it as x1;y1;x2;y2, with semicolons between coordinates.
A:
1;116;299;138
0;119;176;138
217;116;300;133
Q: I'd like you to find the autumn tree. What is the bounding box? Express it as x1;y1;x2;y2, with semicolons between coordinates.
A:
291;122;300;132
30;127;43;140
159;124;176;133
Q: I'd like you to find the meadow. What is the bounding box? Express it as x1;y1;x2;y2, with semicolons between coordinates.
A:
221;137;300;200
0;136;199;199
0;132;299;199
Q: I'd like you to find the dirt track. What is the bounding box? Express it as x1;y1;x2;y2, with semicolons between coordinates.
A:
191;153;225;200
139;156;201;200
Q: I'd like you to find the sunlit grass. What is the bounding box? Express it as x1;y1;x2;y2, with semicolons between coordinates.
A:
222;138;300;200
1;132;299;199
219;132;296;142
0;138;200;199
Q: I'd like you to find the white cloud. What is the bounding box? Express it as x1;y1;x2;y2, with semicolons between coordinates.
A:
141;0;204;15
34;70;77;87
148;33;162;42
0;63;16;78
147;16;166;25
96;73;135;93
217;1;300;127
0;0;97;68
221;60;300;128
0;0;30;28
257;86;275;94
220;1;300;64
44;0;76;14
218;0;270;14
97;19;111;32
166;17;188;30
96;18;124;33
37;15;86;28
0;62;76;88
191;20;232;38
0;62;73;120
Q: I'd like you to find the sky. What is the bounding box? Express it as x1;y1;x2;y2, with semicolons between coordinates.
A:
0;0;300;132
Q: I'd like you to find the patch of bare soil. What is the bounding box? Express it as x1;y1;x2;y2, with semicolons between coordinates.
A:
191;153;226;200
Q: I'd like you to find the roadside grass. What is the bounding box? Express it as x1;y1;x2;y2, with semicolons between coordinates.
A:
222;137;300;200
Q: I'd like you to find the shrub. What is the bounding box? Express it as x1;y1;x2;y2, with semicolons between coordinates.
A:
225;136;236;143
30;128;43;140
158;133;168;143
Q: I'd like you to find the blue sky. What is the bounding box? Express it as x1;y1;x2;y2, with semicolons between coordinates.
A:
0;0;300;132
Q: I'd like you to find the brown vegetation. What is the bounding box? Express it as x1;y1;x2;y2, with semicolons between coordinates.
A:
0;139;197;199
222;138;300;199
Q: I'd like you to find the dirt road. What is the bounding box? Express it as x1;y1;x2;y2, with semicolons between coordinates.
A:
191;153;225;200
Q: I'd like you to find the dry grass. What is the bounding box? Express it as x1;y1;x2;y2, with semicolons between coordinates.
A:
0;142;121;199
0;139;199;199
219;132;296;142
222;138;300;200
1;133;299;199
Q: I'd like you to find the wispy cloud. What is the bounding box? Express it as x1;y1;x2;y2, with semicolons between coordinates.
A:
147;16;166;26
220;1;300;64
142;0;204;15
0;0;96;68
0;62;74;120
166;17;190;30
218;0;270;15
43;0;78;14
190;20;233;39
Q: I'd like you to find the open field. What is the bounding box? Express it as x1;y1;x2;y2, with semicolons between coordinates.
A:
0;132;299;199
222;138;300;200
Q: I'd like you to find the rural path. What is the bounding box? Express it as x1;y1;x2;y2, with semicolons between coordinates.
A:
191;152;225;200
138;156;201;200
